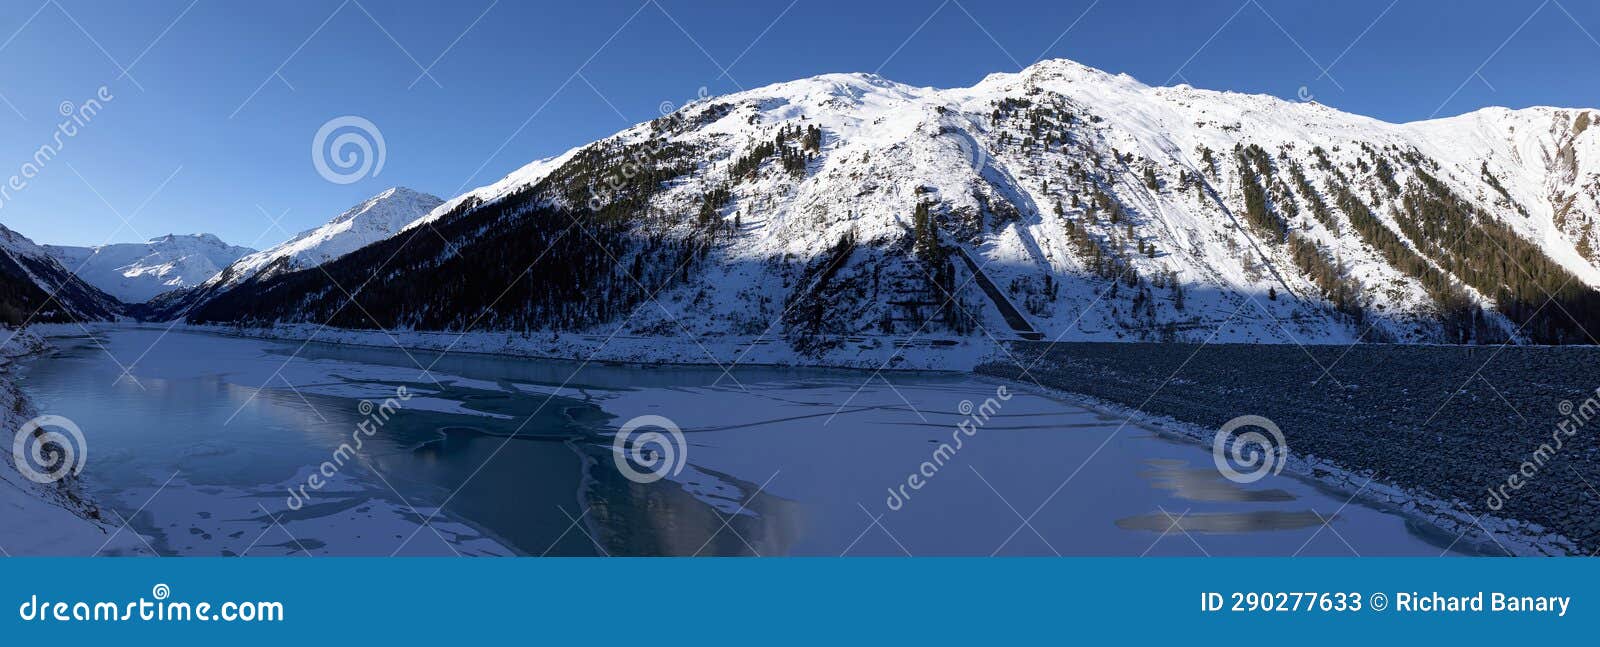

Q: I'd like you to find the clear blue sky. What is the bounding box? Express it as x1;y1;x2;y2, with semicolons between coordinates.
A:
0;0;1595;247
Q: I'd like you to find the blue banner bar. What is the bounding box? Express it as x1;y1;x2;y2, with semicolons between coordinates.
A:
2;558;1590;644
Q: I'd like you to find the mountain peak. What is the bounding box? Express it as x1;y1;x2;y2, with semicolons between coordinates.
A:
331;187;444;226
373;186;432;201
971;57;1144;94
193;186;445;295
44;233;257;303
164;59;1600;359
726;70;932;111
148;232;231;247
1020;57;1113;77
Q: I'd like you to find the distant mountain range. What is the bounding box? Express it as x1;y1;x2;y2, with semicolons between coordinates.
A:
145;187;442;318
45;234;255;303
11;59;1600;360
0;187;439;325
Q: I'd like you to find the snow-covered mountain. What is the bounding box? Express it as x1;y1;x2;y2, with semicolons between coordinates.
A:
169;60;1600;364
45;234;255;303
213;187;444;290
147;187;442;317
0;223;121;324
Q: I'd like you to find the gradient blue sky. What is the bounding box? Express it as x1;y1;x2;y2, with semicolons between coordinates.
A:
0;0;1596;247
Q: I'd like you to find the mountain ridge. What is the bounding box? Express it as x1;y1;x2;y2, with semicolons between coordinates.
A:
45;234;256;304
0;223;122;325
150;58;1600;365
145;187;443;318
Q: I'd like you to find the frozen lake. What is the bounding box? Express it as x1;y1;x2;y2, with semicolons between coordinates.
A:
15;327;1475;556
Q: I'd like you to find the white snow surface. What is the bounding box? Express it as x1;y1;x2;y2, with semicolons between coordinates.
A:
405;63;1597;357
206;187;443;290
0;327;147;555
45;234;255;303
177;60;1600;367
401;150;581;233
0;222;122;319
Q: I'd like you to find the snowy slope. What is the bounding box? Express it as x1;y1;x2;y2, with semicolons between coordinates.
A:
45;234;255;303
0;223;122;323
144;188;443;320
0;327;146;555
1405;106;1600;285
211;187;444;290
177;59;1600;365
401;150;581;233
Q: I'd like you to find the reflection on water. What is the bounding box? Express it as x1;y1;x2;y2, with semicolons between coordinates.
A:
1138;459;1295;503
14;328;1480;556
1116;459;1327;536
1116;510;1329;534
582;457;807;557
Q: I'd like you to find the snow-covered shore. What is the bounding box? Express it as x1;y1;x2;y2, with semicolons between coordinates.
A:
0;327;148;556
138;321;1565;553
990;376;1578;556
128;322;999;371
978;344;1589;556
14;321;1574;556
